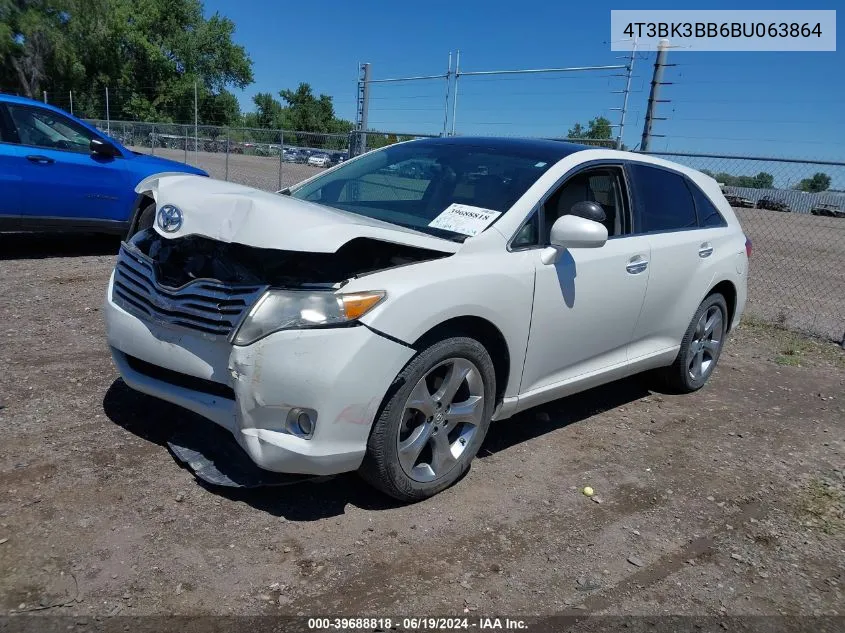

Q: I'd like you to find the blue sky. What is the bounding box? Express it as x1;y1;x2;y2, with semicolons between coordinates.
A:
203;0;842;160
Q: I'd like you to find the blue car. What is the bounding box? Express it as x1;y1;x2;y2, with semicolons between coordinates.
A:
0;94;207;236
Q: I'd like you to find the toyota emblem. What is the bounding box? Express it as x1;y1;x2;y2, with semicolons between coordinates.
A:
157;204;183;233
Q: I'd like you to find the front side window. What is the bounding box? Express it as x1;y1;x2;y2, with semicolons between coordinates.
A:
6;105;95;154
542;166;629;242
628;163;698;233
289;141;559;240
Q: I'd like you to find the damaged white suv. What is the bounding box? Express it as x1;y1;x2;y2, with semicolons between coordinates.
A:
104;137;749;501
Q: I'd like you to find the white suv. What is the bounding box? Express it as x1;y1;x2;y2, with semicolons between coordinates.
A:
104;138;749;501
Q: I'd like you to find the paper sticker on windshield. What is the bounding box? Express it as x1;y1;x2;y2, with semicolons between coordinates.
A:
428;204;501;237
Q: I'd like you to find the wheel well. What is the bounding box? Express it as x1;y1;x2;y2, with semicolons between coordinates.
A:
412;316;510;405
708;280;737;330
126;193;155;237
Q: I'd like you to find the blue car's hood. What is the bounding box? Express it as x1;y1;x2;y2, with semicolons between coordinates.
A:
127;151;208;178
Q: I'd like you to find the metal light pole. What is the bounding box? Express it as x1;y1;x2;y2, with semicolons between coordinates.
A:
194;81;199;154
451;50;460;136
442;51;452;137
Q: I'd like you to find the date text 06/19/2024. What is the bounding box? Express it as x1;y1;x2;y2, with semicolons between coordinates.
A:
306;617;528;630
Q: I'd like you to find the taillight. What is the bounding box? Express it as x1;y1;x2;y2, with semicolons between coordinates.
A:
745;235;753;258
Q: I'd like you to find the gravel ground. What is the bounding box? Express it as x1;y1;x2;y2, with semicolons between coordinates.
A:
1;235;844;623
734;208;845;341
135;146;845;340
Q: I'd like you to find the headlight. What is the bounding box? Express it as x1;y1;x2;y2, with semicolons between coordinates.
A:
231;289;386;346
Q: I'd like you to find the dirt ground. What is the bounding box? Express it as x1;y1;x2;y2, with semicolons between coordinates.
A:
0;233;843;625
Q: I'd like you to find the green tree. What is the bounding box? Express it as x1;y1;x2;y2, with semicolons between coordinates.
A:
0;0;75;99
584;116;612;140
752;172;774;189
566;122;585;139
279;82;353;133
1;0;253;125
797;172;831;193
567;116;613;143
713;171;775;189
252;92;286;128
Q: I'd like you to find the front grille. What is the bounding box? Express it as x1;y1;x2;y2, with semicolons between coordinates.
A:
112;243;265;337
125;354;236;400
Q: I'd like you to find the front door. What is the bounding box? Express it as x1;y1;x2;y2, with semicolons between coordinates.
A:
520;165;651;395
5;103;129;222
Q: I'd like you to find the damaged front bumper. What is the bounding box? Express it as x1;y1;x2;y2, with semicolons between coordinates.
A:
104;272;415;476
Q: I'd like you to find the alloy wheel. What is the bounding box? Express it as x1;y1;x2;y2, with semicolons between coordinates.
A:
397;357;485;483
688;305;723;381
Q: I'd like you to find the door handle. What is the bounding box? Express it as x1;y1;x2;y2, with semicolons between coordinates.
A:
626;256;649;275
26;155;55;164
698;242;714;258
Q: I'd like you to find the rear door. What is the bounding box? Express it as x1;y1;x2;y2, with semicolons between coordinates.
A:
5;103;131;223
626;162;727;358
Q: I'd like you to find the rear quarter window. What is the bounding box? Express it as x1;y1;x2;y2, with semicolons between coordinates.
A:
687;180;728;228
628;163;697;233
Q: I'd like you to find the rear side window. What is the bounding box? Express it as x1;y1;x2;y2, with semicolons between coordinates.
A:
687;181;727;228
629;163;697;233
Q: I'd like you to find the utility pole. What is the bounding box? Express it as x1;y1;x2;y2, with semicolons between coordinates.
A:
105;87;110;134
194;81;199;154
355;63;371;155
616;39;637;150
43;91;47;103
640;38;670;152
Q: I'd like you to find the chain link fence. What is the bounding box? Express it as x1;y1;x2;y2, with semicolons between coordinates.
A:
86;119;353;191
84;120;844;341
642;151;845;342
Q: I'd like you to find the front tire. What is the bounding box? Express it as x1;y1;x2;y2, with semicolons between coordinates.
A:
132;201;156;237
359;336;496;502
658;293;728;393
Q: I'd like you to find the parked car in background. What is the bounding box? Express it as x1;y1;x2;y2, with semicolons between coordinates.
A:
105;137;749;501
283;149;300;163
724;194;755;209
0;93;207;235
307;153;331;168
756;196;791;212
810;203;845;218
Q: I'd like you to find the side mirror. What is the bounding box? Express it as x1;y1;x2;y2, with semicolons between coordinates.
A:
90;137;120;158
540;215;608;265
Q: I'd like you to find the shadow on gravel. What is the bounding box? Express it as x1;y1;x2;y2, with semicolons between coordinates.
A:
102;379;402;521
0;232;121;260
479;374;651;458
104;372;653;519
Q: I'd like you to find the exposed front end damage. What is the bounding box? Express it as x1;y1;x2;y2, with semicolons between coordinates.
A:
128;229;451;289
105;201;453;476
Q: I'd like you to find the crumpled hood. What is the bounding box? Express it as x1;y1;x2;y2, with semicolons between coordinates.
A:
136;174;460;254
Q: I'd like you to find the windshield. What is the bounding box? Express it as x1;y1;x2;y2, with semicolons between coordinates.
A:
288;140;558;240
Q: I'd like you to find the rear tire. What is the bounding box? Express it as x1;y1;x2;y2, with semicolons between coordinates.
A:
657;293;728;393
359;336;496;502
